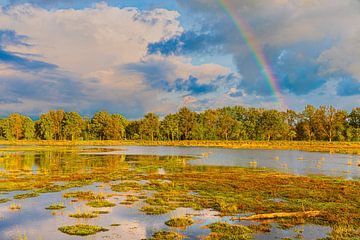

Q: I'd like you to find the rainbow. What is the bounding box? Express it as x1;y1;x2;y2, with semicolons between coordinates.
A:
217;0;287;111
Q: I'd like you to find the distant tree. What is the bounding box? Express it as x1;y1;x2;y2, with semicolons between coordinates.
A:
160;114;179;141
178;107;196;140
8;113;24;140
62;112;83;140
349;107;360;128
217;112;237;140
37;110;65;140
126;120;141;140
90;111;111;140
257;110;286;141
203;110;218;140
139;113;160;141
298;105;317;141
23;117;35;140
104;114;127;140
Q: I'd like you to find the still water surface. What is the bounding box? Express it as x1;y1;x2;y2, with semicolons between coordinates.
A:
0;145;357;239
86;145;360;179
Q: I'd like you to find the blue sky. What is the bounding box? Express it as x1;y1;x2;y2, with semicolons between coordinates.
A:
0;0;359;118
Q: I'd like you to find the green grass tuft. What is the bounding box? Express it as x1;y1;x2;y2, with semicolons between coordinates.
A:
86;200;116;208
165;217;193;228
58;224;108;236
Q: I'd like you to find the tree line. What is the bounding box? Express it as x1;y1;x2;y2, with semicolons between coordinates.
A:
0;105;359;141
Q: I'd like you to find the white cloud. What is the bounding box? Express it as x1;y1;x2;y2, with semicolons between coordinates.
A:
0;3;238;117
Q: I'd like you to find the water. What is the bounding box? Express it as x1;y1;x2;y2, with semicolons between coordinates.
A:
83;145;360;179
0;145;357;239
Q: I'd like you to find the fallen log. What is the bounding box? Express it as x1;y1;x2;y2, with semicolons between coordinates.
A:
234;211;321;221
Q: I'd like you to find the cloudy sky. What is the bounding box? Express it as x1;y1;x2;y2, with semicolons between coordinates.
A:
0;0;359;118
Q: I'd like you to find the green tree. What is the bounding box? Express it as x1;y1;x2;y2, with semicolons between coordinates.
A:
62;112;83;140
8;113;24;140
23;117;35;140
160;114;179;141
257;110;286;141
104;114;127;140
178;107;196;140
217;112;237;140
139;113;160;141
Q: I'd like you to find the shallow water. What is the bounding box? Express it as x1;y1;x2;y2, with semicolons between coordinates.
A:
0;145;357;239
83;145;360;179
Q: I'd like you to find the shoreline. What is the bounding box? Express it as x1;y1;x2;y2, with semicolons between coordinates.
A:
0;140;359;154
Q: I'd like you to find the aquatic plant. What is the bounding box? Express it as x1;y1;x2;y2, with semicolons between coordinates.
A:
92;210;109;214
13;192;39;199
120;195;138;205
9;203;22;210
58;224;108;236
0;198;10;204
207;222;253;240
63;191;103;200
69;211;98;218
111;181;142;192
165;217;193;228
86;200;116;208
45;203;66;210
110;223;121;226
139;205;170;215
149;230;182;240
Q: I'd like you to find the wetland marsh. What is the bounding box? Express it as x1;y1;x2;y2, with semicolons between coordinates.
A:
0;145;359;239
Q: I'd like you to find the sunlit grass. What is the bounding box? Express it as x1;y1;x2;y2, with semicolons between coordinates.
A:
45;203;66;210
165;216;193;228
58;224;108;236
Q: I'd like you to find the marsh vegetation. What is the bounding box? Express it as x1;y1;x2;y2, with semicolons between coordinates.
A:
0;145;358;239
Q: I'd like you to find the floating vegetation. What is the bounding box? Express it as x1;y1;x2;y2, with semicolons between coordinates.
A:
149;230;182;240
86;200;116;208
45;203;66;210
111;181;142;192
0;198;10;204
120;195;138;205
69;212;98;218
110;223;121;227
207;222;253;240
0;145;359;240
165;217;193;228
92;210;109;214
139;205;170;215
9;203;22;210
13;192;39;199
63;191;103;200
248;223;271;233
58;224;108;236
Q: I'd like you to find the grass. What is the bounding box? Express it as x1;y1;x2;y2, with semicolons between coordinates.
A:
149;230;182;240
92;210;109;214
0;145;359;239
86;200;116;208
165;217;193;228
63;191;103;200
111;181;142;192
69;212;98;218
139;205;170;215
13;192;39;199
110;223;121;226
0;198;10;203
9;203;21;210
248;223;271;233
0;140;359;154
58;224;108;236
120;195;138;205
207;222;253;240
45;203;66;210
